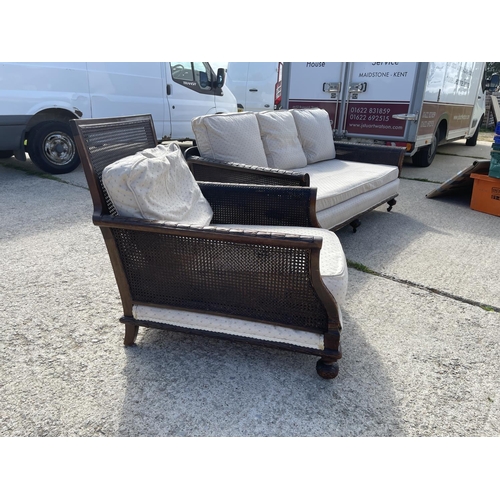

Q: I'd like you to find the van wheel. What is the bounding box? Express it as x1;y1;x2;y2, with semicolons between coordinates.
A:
412;130;439;167
465;120;481;146
27;121;80;174
0;150;13;159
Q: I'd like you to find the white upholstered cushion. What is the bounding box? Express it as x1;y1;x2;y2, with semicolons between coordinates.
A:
303;159;400;212
101;143;213;225
316;179;400;230
256;110;307;170
133;305;326;350
291;108;336;164
191;112;268;168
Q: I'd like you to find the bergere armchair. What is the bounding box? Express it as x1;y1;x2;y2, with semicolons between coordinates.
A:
70;114;348;379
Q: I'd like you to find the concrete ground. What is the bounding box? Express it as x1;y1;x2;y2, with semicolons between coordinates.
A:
1;140;499;437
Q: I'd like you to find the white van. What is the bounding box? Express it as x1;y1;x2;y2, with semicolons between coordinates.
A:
0;62;237;173
225;62;280;112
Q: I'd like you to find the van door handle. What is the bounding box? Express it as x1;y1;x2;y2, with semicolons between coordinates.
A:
249;88;258;92
393;113;419;121
166;84;171;95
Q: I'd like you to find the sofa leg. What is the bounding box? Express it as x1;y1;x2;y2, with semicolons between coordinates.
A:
124;324;139;346
316;357;339;379
350;219;361;233
387;199;397;212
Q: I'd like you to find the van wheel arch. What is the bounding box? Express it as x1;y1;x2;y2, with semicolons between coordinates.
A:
465;115;483;146
411;120;447;168
25;108;79;133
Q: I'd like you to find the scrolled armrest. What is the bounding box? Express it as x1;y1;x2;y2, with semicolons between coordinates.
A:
186;154;309;187
334;142;405;171
93;214;323;249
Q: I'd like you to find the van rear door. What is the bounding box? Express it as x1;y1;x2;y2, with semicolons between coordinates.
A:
286;62;345;133
340;62;419;140
226;62;278;112
284;62;421;141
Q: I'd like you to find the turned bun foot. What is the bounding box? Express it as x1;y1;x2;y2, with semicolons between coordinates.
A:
316;358;339;379
350;219;361;233
387;199;397;212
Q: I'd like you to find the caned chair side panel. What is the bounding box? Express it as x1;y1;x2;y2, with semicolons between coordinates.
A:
111;227;330;332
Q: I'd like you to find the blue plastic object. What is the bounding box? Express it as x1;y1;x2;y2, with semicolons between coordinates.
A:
495;121;500;135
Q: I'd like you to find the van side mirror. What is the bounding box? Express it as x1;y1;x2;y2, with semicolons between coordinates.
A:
199;71;209;88
216;68;225;88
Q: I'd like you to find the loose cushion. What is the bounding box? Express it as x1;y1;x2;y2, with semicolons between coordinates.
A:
101;143;213;225
291;108;336;164
256;110;307;170
191;112;269;168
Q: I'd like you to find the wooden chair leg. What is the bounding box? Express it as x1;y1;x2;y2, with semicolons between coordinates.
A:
124;324;139;346
316;357;339;379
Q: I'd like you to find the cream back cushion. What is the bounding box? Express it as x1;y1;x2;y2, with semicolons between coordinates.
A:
256;110;307;170
101;143;213;225
291;108;336;164
191;112;268;167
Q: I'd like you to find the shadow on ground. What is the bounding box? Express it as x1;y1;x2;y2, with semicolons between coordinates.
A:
117;310;403;437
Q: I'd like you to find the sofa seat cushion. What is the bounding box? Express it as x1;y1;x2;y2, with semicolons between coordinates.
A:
291;108;336;164
303;159;400;212
101;143;213;225
316;179;400;230
191;111;269;168
256;110;307;170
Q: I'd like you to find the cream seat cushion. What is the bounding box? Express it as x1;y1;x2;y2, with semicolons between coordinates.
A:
256;110;307;170
191;111;269;168
291;108;336;164
101;143;213;225
303;159;400;212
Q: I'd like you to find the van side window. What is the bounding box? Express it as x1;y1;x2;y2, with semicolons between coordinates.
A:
171;62;194;82
170;62;222;96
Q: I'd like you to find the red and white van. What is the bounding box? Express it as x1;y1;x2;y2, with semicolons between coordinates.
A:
280;62;486;167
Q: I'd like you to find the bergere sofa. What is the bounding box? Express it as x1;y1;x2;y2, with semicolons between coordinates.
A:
70;114;350;379
186;108;405;232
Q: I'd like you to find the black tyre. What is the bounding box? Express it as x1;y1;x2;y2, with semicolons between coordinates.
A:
465;118;482;146
0;150;13;159
412;129;439;167
27;121;80;174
